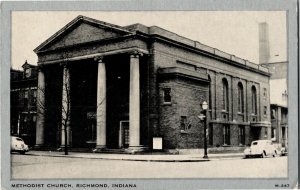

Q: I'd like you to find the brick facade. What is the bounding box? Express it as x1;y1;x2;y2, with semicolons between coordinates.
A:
152;39;271;149
11;61;38;146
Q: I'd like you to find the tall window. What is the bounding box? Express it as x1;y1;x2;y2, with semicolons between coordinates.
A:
263;88;267;99
31;89;37;105
209;124;213;145
208;75;212;110
222;78;229;111
223;125;230;145
251;86;257;114
163;88;171;103
263;106;267;116
180;116;187;131
239;126;245;145
271;128;276;140
24;90;29;109
237;82;244;113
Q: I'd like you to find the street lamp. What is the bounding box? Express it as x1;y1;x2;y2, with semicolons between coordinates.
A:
201;101;208;159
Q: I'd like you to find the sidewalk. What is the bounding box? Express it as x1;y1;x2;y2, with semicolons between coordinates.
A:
25;151;244;162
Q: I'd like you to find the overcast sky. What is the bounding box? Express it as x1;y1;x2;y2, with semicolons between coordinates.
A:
12;11;286;69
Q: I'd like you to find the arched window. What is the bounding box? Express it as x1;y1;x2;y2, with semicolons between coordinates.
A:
238;82;244;113
222;78;229;111
251;86;257;114
208;75;212;110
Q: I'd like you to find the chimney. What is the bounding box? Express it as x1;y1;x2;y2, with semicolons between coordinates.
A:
259;22;270;64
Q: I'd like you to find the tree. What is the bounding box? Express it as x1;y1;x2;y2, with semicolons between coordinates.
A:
36;64;71;155
61;64;71;155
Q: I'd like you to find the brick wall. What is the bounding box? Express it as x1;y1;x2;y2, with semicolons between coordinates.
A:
158;78;208;149
153;40;271;149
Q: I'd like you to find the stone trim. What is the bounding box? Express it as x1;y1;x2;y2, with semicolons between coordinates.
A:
158;67;209;83
38;47;149;65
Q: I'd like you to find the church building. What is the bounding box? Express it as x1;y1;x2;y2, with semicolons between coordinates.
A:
34;15;271;152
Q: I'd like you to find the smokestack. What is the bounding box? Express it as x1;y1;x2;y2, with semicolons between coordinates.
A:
259;22;270;64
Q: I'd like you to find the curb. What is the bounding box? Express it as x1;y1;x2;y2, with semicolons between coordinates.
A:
23;153;211;162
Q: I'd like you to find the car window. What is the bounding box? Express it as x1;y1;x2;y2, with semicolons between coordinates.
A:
252;142;258;145
16;138;23;141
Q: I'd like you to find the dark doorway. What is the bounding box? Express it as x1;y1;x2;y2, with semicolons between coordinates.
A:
70;59;97;148
106;55;130;148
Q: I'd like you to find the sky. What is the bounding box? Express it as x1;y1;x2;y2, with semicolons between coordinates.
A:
11;11;287;69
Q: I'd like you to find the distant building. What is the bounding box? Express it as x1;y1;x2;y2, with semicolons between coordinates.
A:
258;21;288;148
260;61;288;147
33;15;271;153
11;61;38;146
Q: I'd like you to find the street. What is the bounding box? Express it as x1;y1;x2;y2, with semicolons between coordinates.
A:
11;154;287;179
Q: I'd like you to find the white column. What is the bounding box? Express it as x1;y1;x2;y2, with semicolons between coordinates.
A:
35;67;45;147
61;64;71;147
95;57;107;149
129;52;142;148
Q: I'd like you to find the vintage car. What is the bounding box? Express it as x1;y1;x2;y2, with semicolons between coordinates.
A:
244;140;277;158
280;146;288;156
11;136;29;154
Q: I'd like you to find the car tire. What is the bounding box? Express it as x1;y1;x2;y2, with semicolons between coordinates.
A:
245;155;249;159
273;150;277;157
261;151;266;158
20;151;25;155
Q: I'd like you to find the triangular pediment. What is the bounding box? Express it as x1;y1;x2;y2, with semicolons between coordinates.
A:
34;16;134;53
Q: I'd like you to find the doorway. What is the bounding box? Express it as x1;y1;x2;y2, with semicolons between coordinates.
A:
119;121;129;148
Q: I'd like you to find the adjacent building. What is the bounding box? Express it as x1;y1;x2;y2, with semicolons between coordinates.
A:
258;22;288;148
11;61;38;146
261;61;288;147
33;15;271;152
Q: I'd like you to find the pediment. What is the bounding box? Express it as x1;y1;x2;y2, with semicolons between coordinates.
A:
35;16;134;52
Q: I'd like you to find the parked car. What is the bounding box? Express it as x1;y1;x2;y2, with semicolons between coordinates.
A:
11;136;29;154
244;140;277;158
280;146;288;156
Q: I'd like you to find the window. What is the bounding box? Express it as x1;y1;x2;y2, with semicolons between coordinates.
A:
264;129;268;138
25;68;31;78
24;90;28;98
271;128;276;140
237;82;244;113
251;86;257;114
180;116;187;131
263;88;267;98
32;89;37;105
271;109;276;119
223;125;230;145
282;90;288;101
209;124;213;145
263;106;267;116
163;88;171;103
239;126;245;145
180;116;191;132
208;75;212;110
24;90;29;108
282;127;286;140
222;79;229;111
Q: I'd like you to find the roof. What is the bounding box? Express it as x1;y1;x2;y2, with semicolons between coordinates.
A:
34;15;270;75
34;15;134;53
22;60;37;69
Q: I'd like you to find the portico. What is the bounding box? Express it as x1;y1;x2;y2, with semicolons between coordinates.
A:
33;15;150;151
35;48;149;151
